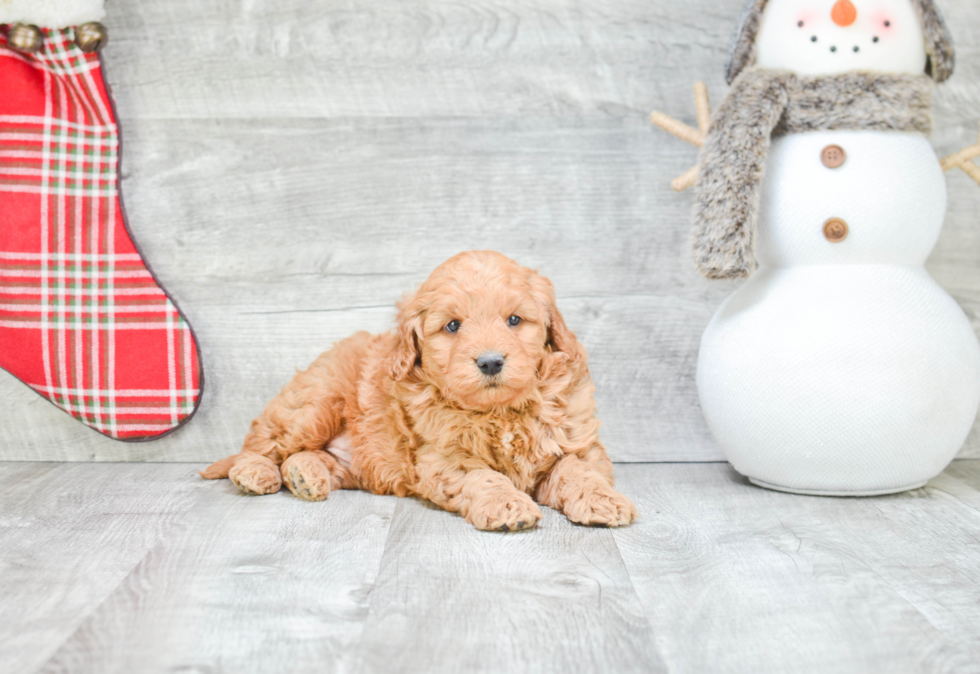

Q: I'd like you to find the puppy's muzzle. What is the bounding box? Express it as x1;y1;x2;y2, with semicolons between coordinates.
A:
476;352;505;377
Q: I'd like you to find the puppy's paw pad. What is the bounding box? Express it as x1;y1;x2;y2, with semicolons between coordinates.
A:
281;455;331;502
228;460;282;496
565;489;636;527
469;491;542;532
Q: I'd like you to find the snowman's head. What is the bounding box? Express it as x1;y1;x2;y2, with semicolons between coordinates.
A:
725;0;954;84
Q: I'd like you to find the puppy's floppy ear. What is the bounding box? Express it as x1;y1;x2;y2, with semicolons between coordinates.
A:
528;270;584;362
387;291;424;381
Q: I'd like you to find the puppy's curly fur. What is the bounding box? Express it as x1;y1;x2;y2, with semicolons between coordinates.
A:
202;251;636;531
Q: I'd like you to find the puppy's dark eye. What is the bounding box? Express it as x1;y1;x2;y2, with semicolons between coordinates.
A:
507;315;522;327
445;320;461;334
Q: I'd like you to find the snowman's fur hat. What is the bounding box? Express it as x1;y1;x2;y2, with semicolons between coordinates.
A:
724;0;955;84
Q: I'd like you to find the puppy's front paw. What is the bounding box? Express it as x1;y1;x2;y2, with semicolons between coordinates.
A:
563;488;636;527
467;490;542;532
228;455;282;495
282;451;332;502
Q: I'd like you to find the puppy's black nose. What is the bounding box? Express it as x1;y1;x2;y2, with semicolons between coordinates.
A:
476;352;505;376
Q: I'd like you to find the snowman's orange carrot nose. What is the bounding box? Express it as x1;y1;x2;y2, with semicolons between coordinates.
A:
832;0;858;27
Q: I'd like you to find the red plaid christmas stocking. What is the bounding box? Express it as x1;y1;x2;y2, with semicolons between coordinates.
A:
0;11;203;441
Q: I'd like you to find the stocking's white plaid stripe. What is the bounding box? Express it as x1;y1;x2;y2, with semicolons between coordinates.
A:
1;27;202;439
0;287;166;296
0;269;155;278
0;304;179;313
0;114;110;128
0;322;194;330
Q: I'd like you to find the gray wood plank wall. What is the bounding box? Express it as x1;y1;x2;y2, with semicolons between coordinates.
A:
2;0;979;462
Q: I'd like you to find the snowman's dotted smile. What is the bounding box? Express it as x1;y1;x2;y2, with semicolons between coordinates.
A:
797;9;894;57
801;29;882;55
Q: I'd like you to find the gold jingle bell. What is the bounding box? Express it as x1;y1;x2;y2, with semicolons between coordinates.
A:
75;22;108;53
9;23;44;54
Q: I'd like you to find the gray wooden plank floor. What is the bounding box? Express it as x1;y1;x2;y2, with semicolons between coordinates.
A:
2;0;980;462
2;461;979;673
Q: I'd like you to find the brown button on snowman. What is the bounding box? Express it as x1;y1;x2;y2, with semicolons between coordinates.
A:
653;0;980;495
821;144;846;168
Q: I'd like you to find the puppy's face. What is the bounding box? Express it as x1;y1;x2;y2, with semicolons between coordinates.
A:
420;274;546;410
388;251;581;410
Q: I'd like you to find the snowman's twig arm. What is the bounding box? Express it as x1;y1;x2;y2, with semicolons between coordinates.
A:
939;122;980;186
650;82;712;192
649;111;704;147
671;166;700;193
940;144;980;171
958;161;980;186
694;82;711;133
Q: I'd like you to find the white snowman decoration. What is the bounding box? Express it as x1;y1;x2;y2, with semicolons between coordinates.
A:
653;0;980;495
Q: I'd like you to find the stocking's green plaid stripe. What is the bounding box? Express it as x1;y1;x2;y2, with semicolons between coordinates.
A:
45;397;197;415
0;173;117;189
0;155;113;171
0;281;163;294
1;313;173;321
0;294;169;304
1;315;185;327
1;298;172;310
0;261;145;272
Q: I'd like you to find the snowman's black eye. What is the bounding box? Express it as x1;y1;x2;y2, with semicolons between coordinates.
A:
811;35;818;42
798;20;804;27
853;46;860;52
830;46;837;52
445;320;461;334
884;20;891;27
873;36;880;43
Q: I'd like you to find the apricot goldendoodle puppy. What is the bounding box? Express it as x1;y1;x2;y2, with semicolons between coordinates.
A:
202;251;636;530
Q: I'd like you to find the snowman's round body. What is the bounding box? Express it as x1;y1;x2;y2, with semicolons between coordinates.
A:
698;129;980;494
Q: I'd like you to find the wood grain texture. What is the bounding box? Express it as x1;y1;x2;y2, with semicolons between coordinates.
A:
0;463;396;674
0;464;205;673
1;0;979;461
2;461;980;673
103;0;735;120
353;497;664;674
612;461;980;674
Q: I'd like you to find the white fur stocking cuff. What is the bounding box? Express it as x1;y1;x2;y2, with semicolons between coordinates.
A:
0;0;105;28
